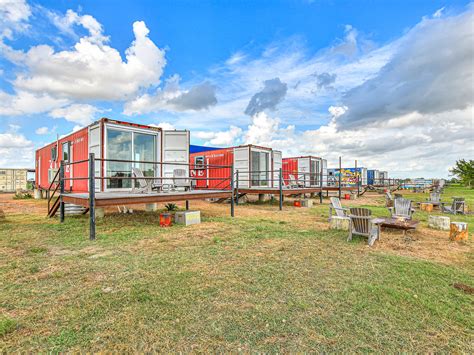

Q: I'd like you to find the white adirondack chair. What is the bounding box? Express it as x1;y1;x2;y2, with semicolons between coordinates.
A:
173;168;191;191
329;197;350;222
131;167;161;193
388;197;414;220
289;174;304;188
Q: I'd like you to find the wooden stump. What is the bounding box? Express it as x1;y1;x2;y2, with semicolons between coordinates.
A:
420;203;433;212
450;222;468;241
428;215;450;231
330;216;350;231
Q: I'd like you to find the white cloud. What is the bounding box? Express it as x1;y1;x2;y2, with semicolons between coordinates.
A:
0;131;34;168
49;104;102;125
8;19;166;101
149;122;175;130
124;75;217;115
0;0;31;39
195;126;243;146
0;90;68;116
35;126;50;135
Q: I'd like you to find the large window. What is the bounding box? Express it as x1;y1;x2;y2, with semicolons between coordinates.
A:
62;142;70;162
251;150;269;186
106;128;156;189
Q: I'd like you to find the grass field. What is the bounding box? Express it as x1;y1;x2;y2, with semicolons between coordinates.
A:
0;186;473;352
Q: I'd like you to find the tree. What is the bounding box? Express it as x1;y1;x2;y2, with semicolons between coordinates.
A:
449;159;474;187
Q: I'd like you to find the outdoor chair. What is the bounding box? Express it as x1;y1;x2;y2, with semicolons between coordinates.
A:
288;174;304;188
173;168;191;191
328;197;349;222
388;197;414;220
385;191;394;207
441;197;465;215
426;192;441;204
347;207;379;246
131;167;162;193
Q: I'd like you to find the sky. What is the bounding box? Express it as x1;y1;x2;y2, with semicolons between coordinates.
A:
0;0;473;178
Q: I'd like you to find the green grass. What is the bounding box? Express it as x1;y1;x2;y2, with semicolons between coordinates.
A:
0;187;473;352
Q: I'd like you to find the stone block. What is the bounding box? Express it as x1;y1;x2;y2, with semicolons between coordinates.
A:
330;216;350;231
428;215;450;230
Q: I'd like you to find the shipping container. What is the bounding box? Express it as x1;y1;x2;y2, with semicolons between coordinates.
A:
35;118;190;193
326;167;368;187
379;171;389;185
0;168;32;192
282;156;328;187
190;144;282;189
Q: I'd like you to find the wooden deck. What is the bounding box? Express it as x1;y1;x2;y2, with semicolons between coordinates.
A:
236;186;357;195
62;189;232;207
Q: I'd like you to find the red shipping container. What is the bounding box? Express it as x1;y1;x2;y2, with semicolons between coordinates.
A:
282;156;326;187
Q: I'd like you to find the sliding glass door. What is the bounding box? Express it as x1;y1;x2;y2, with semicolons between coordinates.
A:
251;150;269;186
106;127;157;190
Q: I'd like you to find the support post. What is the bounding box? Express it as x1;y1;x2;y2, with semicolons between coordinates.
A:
185;200;189;210
235;170;239;205
338;156;342;200
59;160;65;223
355;159;360;197
279;168;283;211
230;164;235;217
89;153;96;240
320;166;323;204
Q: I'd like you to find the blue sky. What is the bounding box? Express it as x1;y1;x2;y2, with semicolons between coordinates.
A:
0;0;473;177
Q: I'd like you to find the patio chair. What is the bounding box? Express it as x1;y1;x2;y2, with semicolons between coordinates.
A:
441;197;465;215
348;207;379;246
388;197;414;220
131;167;162;193
328;197;349;222
426;192;441;204
289;174;304;188
173;168;191;191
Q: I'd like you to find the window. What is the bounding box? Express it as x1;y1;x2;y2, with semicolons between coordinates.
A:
194;156;205;169
106;128;157;189
51;146;57;161
62;142;70;162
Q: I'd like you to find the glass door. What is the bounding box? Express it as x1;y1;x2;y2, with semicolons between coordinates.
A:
106;127;157;190
251;150;269;186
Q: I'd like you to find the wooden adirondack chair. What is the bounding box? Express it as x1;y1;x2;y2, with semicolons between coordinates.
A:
441;197;465;215
328;197;349;222
131;167;161;193
173;168;191;191
348;207;379;246
426;192;441;204
388;197;414;220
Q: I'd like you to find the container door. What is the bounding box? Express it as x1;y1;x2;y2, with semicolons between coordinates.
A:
322;159;328;186
163;130;189;189
88;124;101;192
234;147;249;188
272;151;282;187
298;158;310;187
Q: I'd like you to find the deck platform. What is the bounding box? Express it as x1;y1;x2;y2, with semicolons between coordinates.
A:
236;186;358;195
62;189;232;207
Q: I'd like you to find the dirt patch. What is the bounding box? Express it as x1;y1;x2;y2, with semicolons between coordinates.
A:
453;283;474;295
0;193;47;216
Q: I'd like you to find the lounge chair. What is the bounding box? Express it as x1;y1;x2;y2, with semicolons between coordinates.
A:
385;191;394;207
426;192;441;204
173;168;191;191
441;197;465;215
289;174;304;188
388;197;414;220
348;207;379;246
328;197;349;222
131;167;162;193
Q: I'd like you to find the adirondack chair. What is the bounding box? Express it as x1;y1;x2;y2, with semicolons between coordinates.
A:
426;192;441;204
328;197;349;222
347;207;379;246
288;174;304;188
131;167;161;193
388;197;414;220
441;197;465;215
173;168;191;191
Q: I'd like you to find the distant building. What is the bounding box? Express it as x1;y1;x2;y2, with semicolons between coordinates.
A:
0;168;34;192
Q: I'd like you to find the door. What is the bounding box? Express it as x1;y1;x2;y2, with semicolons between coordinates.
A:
298;158;310;187
322;160;328;186
272;151;282;187
163;130;189;189
234;147;249;188
88;124;101;191
250;148;270;187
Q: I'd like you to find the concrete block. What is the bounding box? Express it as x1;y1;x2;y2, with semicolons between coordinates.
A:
95;208;105;218
175;210;201;226
145;203;158;212
34;189;43;199
428;215;450;230
330;216;350;231
300;199;313;208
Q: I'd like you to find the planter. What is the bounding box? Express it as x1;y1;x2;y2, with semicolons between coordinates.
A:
159;213;173;227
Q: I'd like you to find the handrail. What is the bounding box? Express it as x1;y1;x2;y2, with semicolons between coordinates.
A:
47;169;60;191
48;183;60;213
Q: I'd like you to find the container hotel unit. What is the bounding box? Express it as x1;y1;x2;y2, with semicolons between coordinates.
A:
282;156;328;187
35;118;190;193
0;168;33;192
